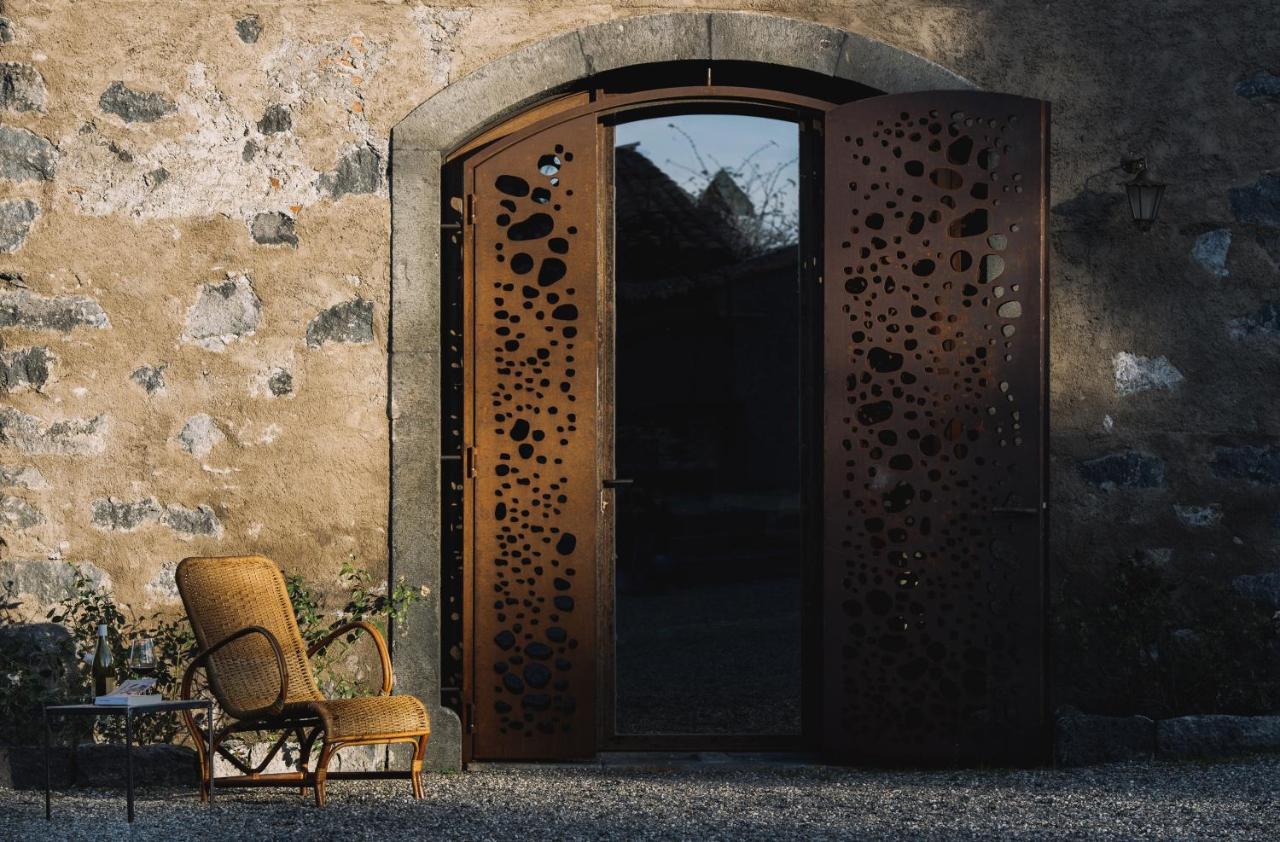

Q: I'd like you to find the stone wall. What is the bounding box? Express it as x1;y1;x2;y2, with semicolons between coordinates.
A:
1;0;1279;722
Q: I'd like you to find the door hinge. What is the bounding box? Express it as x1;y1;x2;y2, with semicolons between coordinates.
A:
466;194;475;225
466;702;476;734
465;445;477;478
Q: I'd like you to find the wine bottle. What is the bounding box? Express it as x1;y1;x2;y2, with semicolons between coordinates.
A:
92;624;115;697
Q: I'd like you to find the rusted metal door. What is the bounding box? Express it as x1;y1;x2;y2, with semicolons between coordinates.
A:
464;114;600;759
822;91;1048;764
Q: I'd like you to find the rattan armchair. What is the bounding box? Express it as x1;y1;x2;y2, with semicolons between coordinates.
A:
174;555;430;806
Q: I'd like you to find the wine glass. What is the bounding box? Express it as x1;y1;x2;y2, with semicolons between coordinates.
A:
128;638;157;679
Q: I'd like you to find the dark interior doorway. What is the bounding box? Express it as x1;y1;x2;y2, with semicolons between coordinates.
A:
610;114;805;738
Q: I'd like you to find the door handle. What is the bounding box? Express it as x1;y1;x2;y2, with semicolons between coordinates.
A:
602;478;634;489
991;506;1040;516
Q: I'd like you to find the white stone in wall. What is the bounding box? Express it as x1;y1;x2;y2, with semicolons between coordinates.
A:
0;493;42;529
0;558;111;606
0;464;47;489
0;287;110;331
176;413;225;458
144;559;180;603
91;495;222;537
181;274;261;350
59;52;390;224
0;407;107;454
1113;352;1185;396
410;5;473;84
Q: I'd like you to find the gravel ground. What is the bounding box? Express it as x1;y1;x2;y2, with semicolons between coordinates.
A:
5;756;1280;841
617;577;802;734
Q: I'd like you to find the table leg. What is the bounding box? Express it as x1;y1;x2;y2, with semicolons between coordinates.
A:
125;708;134;823
206;702;215;803
44;707;51;820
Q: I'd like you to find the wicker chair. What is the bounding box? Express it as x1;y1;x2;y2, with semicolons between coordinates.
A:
175;555;430;806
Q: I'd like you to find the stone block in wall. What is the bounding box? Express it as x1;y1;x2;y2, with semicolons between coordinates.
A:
1227;302;1280;340
181;274;261;350
1054;708;1156;766
212;741;384;777
1078;451;1165;490
98;80;176;123
0;288;109;331
0;744;198;789
1;493;42;529
0;622;77;699
318;145;382;199
0;198;39;252
235;15;261;44
1236;72;1280;100
306;298;373;347
1156;715;1280;759
0;559;110;605
0;62;46;112
0;746;73;789
1230;174;1280;227
250;211;297;247
1211;446;1280;485
0;464;46;489
1191;229;1231;277
1112;352;1183;396
74;743;199;788
1233;569;1280;610
0;126;56;182
0;346;53;393
709;12;843;76
129;364;166;394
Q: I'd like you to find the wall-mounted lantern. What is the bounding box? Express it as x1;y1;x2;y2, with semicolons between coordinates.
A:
1121;156;1166;231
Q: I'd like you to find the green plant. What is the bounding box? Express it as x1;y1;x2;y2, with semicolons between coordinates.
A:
1055;552;1280;718
288;557;420;698
42;564;196;743
0;558;419;748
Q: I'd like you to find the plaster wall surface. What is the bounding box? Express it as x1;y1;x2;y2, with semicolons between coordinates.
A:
2;0;1280;767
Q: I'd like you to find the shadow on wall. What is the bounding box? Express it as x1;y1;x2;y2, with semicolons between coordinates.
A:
989;0;1280;721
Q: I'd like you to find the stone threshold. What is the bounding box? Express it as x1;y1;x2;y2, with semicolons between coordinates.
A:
1056;709;1280;766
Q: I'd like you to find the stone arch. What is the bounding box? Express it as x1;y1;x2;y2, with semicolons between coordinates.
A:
386;11;972;771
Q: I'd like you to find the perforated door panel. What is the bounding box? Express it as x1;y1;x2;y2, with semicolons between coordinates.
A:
466;114;599;760
822;91;1048;764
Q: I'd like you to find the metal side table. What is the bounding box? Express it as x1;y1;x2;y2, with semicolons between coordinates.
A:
44;699;214;823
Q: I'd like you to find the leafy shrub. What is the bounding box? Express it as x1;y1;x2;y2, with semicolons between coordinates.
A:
0;559;417;746
1054;553;1280;718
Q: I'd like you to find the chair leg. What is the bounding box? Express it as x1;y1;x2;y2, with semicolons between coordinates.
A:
298;727;318;796
313;743;334;808
411;734;428;799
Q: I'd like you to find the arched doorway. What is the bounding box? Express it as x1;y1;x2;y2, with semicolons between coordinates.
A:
389;13;1047;770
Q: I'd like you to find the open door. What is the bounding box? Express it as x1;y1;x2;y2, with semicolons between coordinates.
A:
464;114;601;759
821;91;1049;764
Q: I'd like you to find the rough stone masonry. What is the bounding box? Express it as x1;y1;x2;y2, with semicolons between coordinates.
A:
0;0;1278;738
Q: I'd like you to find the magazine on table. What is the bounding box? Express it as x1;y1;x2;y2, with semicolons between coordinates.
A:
95;678;164;706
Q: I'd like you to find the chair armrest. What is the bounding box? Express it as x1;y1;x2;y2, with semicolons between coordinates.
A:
180;625;289;719
306;620;393;695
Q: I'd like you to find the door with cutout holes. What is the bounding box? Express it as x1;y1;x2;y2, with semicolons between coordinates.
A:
464;114;600;760
821;91;1048;764
459;90;1048;764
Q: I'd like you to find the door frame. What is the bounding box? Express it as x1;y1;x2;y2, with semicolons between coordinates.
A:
452;80;1050;763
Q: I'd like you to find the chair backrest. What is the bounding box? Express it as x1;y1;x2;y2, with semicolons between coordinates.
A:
176;555;322;714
